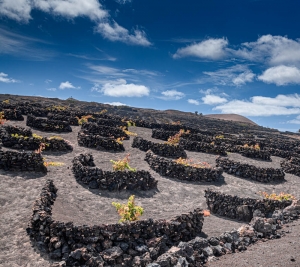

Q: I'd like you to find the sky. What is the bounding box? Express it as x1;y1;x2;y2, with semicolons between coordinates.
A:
1;0;300;132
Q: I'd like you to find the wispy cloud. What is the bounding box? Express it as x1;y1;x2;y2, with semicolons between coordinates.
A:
214;94;300;116
202;65;255;86
96;21;151;46
288;115;300;124
187;99;200;105
45;79;52;84
0;27;54;60
0;72;18;83
92;79;150;97
258;65;300;86
59;81;80;90
173;38;228;60
47;88;56;91
159;90;185;100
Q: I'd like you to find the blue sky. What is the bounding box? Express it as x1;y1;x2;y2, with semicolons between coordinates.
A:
1;0;300;131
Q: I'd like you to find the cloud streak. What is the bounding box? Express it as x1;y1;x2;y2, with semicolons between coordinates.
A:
0;72;18;83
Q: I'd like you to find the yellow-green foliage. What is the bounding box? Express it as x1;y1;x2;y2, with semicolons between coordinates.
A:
44;161;64;167
48;135;63;140
174;157;211;168
110;154;136;172
171;121;181;125
11;133;29;140
2;99;10;104
120;126;137;136
165;129;190;146
77;115;94;125
215;135;224;139
259;191;296;201
32;133;43;140
112;195;144;223
123;120;136;127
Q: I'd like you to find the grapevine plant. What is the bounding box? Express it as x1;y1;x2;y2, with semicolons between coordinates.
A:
112;195;144;223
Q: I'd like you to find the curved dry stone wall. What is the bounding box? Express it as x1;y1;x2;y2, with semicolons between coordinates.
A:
0;150;46;172
47;114;79;126
72;154;158;191
151;197;300;266
2;109;24;121
204;189;292;222
132;136;187;159
26;115;72;132
77;131;125;151
81;122;129;140
145;151;223;182
227;146;271;161
281;157;300;176
0;126;73;152
216;157;285;183
27;180;205;266
179;139;227;156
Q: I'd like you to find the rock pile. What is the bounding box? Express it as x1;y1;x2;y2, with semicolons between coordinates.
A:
216;157;285;183
72;154;158;191
145;151;223;182
26;115;72;132
27;180;205;266
132;137;187;159
77;131;125;151
0;150;46;172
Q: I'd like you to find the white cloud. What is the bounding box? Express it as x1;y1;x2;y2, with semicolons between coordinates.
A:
203;65;255;86
104;102;127;106
258;65;300;86
47;88;56;91
59;81;79;90
94;79;150;97
188;99;200;105
173;38;228;60
45;79;52;84
160;90;185;100
0;1;150;47
0;72;18;83
96;21;151;46
0;0;107;23
288;115;300;124
232;71;255;86
233;35;300;66
115;0;132;4
214;94;300;116
202;95;228;105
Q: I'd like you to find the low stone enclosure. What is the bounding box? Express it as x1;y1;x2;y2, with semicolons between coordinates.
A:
145;151;223;182
28;181;300;267
205;189;292;222
0;150;47;172
132;137;187;159
26;115;72;132
0;125;73;152
27;180;205;266
179;139;227;156
47;114;79;126
89;117;128;129
2;109;24;121
81;122;129;140
281;157;300;177
77;131;125;152
216;157;285;183
72;154;158;191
